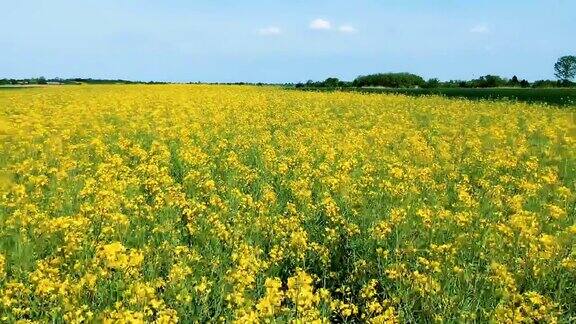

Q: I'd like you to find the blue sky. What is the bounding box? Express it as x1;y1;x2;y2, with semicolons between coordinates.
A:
1;0;574;83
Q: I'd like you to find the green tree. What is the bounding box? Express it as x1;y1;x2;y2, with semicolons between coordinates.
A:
509;75;519;86
423;78;440;88
471;75;507;88
554;55;576;82
323;77;340;88
353;73;425;88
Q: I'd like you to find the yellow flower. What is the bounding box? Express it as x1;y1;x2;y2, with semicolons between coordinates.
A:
287;269;322;321
547;204;566;220
256;277;284;318
0;254;5;279
1;84;574;322
96;242;144;272
168;263;192;284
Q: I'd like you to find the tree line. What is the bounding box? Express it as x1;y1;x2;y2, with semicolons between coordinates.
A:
3;56;575;89
295;55;576;89
0;78;168;85
295;73;574;89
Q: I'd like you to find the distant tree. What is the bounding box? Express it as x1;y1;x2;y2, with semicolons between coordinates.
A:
338;80;351;87
323;77;340;88
532;79;560;88
486;75;507;87
353;73;425;88
519;79;530;88
37;76;47;85
423;78;440;88
458;81;469;88
554;56;576;83
472;75;507;88
509;75;520;87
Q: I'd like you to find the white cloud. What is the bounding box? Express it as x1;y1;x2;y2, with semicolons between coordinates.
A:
310;18;331;30
470;24;490;34
338;25;357;33
258;26;282;36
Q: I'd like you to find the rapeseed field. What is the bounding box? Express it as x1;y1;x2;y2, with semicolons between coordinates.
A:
0;85;574;323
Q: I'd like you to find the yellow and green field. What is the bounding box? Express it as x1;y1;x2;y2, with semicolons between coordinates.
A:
0;85;575;323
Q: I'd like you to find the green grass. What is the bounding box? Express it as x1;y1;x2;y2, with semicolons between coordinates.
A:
0;86;35;90
298;87;576;106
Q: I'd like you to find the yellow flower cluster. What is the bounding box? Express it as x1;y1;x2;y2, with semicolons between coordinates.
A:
0;254;5;279
96;242;144;272
0;85;574;322
256;277;284;318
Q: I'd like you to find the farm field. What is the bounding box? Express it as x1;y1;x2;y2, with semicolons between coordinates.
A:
0;87;32;91
0;85;575;322
300;87;576;106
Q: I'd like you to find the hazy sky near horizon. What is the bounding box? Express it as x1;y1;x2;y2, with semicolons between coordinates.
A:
1;0;575;83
